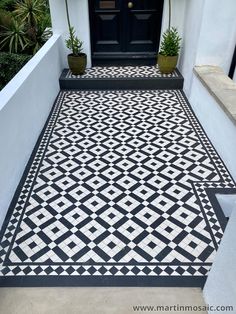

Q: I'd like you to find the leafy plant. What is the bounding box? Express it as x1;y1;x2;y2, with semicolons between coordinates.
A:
64;0;83;56
65;27;83;55
0;0;51;55
0;9;13;31
0;0;16;12
0;0;51;89
159;27;181;56
14;0;45;42
0;52;31;90
14;0;45;25
28;16;51;54
0;19;28;53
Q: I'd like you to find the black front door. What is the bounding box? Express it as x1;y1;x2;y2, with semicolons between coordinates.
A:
89;0;164;65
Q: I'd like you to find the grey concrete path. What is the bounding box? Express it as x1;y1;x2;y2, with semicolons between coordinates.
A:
0;287;207;314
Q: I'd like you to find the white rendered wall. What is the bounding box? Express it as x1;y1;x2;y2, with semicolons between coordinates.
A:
179;0;236;96
0;35;63;228
189;74;236;313
178;0;205;95
161;0;187;40
204;205;236;313
189;75;236;181
195;0;236;74
49;0;91;68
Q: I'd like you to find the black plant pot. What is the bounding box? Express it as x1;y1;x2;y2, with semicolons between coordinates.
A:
67;53;87;75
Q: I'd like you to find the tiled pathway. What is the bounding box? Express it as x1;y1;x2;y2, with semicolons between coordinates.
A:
0;89;235;286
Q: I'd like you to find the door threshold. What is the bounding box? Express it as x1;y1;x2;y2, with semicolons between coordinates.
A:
92;53;157;66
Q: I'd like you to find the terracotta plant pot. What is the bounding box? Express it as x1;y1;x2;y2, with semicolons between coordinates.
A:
67;53;87;75
157;54;178;74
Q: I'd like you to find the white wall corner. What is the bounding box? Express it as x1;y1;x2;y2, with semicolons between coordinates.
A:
49;0;92;68
161;0;187;41
203;206;236;313
195;0;236;74
189;75;236;182
178;0;206;96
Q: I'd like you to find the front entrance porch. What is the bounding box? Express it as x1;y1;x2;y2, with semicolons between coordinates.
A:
0;68;234;287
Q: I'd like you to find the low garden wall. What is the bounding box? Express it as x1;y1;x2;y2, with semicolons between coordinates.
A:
0;34;63;228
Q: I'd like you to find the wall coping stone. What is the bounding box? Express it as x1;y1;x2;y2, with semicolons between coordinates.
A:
194;65;236;126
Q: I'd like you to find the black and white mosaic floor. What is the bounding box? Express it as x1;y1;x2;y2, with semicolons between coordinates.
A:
66;66;178;79
0;89;235;287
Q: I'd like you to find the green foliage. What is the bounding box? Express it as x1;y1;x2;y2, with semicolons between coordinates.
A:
0;0;52;55
28;15;52;54
65;27;83;56
159;27;181;57
14;0;45;27
0;52;31;90
0;0;16;12
14;0;47;47
0;9;13;30
0;19;28;53
0;0;51;89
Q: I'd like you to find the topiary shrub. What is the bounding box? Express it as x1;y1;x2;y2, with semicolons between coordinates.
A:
159;27;181;57
0;52;31;90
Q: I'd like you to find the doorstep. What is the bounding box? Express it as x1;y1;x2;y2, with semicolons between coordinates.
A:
59;66;184;90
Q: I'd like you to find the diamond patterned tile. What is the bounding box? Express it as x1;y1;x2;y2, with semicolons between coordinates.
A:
0;89;235;287
65;66;178;79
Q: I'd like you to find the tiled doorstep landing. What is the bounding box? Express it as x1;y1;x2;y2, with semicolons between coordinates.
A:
0;89;235;287
59;66;184;90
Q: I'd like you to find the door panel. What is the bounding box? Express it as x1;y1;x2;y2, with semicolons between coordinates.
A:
89;0;164;57
90;0;122;53
127;13;156;51
126;1;164;52
95;13;121;52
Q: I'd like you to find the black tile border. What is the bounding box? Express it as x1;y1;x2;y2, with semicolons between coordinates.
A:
177;90;236;187
206;188;236;230
0;275;206;288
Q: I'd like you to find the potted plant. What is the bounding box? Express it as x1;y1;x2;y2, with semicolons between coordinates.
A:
157;27;181;74
65;0;87;75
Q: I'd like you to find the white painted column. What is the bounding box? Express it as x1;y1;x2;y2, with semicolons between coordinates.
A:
49;0;92;68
